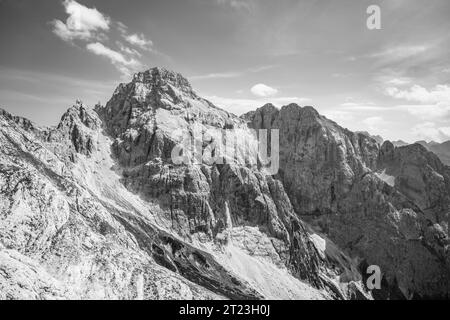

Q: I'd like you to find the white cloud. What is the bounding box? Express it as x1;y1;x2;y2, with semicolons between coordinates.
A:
117;21;128;34
125;33;153;51
116;21;154;52
216;0;254;12
395;103;450;121
206;95;310;115
322;110;354;123
87;42;130;65
412;122;450;142
190;65;276;81
386;77;412;86
373;72;413;87
385;83;450;123
385;84;450;104
51;0;110;41
251;83;278;98
50;3;166;79
369;45;431;61
116;42;142;57
190;71;242;80
339;100;386;111
86;42;142;78
248;65;277;73
362;116;385;132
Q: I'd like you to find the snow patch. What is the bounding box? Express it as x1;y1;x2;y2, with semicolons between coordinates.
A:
376;169;395;187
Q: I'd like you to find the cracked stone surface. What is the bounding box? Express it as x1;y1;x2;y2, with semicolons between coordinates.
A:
1;67;448;300
244;103;450;299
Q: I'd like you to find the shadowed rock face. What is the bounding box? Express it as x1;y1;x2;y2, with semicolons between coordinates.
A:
1;67;448;300
378;142;450;218
244;103;380;216
244;104;450;299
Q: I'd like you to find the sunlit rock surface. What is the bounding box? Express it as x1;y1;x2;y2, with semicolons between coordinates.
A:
1;67;448;300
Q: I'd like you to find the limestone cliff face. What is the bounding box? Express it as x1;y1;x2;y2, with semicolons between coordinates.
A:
0;104;227;300
94;68;368;299
244;104;450;299
1;68;370;300
96;67;237;167
244;103;380;216
1;67;448;300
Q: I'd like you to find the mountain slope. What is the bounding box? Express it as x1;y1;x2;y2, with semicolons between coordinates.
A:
0;68;371;300
416;140;450;166
0;105;226;299
244;103;450;299
95;67;370;299
1;67;448;299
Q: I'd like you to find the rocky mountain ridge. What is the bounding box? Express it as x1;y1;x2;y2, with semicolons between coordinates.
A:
243;103;450;299
0;67;449;299
355;132;450;167
416;140;450;166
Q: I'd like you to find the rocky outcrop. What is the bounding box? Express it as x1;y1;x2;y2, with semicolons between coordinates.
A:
0;109;225;300
244;104;450;299
244;103;380;215
46;100;102;158
95;68;369;299
96;67;237;167
1;68;367;300
0;109;37;132
1;67;448;300
356;131;384;145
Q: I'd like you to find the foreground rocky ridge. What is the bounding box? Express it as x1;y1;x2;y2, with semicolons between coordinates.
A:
0;67;448;299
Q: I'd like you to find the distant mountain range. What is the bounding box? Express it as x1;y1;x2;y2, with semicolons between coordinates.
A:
0;67;449;300
358;132;450;166
415;141;450;166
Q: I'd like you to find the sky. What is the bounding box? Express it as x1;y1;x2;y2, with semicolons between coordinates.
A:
0;0;450;143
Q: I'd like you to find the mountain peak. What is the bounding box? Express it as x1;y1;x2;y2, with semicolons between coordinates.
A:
58;100;101;131
0;107;37;132
301;105;320;114
280;104;319;117
132;67;194;95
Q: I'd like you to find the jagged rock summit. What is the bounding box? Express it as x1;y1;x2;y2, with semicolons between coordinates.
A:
0;67;449;300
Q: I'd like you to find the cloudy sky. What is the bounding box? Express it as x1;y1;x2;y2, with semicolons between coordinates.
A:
1;0;450;142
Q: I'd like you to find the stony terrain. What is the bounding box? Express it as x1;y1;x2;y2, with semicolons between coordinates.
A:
244;104;450;299
0;67;449;299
